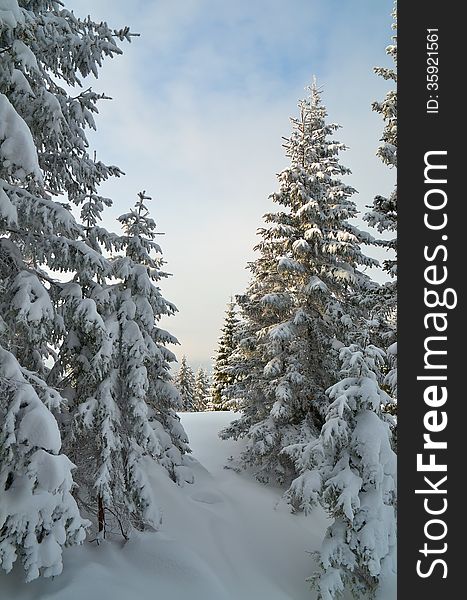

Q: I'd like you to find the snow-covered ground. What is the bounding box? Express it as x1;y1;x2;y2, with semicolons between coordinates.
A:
0;411;329;600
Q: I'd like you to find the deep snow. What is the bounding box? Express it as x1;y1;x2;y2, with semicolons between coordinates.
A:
0;411;330;600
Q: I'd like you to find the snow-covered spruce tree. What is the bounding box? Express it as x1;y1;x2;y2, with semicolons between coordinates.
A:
55;278;124;537
0;0;132;397
175;356;196;411
0;0;191;546
3;2;138;541
114;192;191;488
285;340;396;599
0;348;89;581
210;301;239;410
60;192;192;538
0;0;131;579
0;0;124;379
221;83;376;484
363;2;397;347
0;0;133;228
193;368;210;412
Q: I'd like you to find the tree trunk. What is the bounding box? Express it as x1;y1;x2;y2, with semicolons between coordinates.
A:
98;494;105;537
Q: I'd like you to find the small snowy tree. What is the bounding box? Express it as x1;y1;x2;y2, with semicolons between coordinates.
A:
211;301;239;410
0;348;89;582
194;368;210;412
175;356;196;411
285;341;396;599
221;83;376;484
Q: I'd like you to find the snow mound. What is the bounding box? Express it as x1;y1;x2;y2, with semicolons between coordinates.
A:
0;411;330;600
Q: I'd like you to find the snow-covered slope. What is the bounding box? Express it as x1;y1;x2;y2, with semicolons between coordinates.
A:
0;411;329;600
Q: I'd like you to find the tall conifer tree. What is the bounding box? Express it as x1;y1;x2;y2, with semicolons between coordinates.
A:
363;3;397;341
222;83;376;484
0;0;131;579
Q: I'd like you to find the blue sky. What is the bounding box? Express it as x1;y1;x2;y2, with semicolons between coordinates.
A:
75;0;395;370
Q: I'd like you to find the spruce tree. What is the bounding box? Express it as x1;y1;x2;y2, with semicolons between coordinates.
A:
194;368;210;412
0;348;89;581
285;338;396;599
221;83;376;484
211;301;239;410
363;2;397;343
175;356;196;411
0;0;129;578
115;192;191;486
60;192;192;537
1;0;192;554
